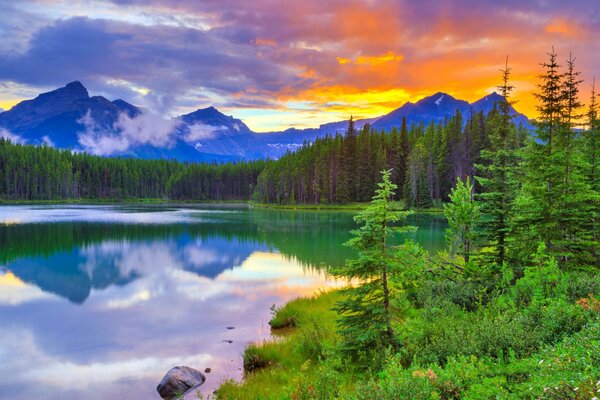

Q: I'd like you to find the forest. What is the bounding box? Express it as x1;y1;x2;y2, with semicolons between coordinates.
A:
0;141;264;201
253;110;529;206
216;50;600;400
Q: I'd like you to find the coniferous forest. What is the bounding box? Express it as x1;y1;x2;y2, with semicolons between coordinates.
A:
0;141;264;201
217;51;600;400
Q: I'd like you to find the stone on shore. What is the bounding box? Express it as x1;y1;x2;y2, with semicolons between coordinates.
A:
156;366;206;399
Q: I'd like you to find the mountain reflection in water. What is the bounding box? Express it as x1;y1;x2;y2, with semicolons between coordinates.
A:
0;205;446;399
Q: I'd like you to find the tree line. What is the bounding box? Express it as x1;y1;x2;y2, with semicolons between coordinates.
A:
0;140;264;201
253;106;530;207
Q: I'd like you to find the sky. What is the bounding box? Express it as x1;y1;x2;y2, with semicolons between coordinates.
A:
0;0;598;132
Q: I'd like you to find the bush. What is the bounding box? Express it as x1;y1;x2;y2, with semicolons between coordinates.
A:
290;359;343;400
565;272;600;302
401;298;592;365
506;320;600;399
297;318;329;361
407;279;486;311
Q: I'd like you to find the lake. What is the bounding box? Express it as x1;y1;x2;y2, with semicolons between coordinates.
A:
0;204;447;399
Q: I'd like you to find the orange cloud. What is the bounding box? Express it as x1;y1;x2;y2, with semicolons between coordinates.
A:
337;51;404;66
254;38;277;46
545;18;585;38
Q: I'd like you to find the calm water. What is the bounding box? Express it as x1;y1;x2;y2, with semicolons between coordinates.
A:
0;204;446;399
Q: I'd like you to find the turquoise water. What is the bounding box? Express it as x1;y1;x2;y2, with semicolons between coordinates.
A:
0;204;446;399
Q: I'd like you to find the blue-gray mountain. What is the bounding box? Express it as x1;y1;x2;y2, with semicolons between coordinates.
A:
0;82;532;162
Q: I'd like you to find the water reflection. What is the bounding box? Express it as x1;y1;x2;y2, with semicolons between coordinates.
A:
0;205;447;399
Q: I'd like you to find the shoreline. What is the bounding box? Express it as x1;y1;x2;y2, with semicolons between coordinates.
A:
0;199;444;214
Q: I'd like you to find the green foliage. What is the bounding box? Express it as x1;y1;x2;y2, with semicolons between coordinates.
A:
443;176;480;263
512;49;599;270
476;58;521;267
254;108;495;209
290;358;345;400
0;138;264;201
216;292;342;399
332;169;421;362
513;242;566;309
217;53;600;400
269;303;297;330
243;342;282;373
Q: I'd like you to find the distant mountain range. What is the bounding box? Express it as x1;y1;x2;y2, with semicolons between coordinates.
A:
0;81;532;162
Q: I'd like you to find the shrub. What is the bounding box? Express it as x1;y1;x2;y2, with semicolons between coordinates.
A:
407;279;486;311
290;360;343;400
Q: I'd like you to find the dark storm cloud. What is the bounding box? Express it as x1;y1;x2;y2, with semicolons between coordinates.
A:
0;14;304;110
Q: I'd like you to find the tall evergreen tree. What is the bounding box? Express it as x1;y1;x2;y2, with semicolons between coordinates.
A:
586;80;600;259
476;57;520;267
514;49;598;269
333;169;419;359
586;79;600;192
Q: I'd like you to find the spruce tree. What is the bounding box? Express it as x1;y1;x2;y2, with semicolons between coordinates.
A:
586;80;600;259
586;79;600;192
514;49;598;268
333;169;420;360
476;57;520;267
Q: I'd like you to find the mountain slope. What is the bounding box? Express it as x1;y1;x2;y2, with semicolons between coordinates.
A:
0;82;533;161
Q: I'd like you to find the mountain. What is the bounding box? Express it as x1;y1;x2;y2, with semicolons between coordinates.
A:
372;92;469;131
0;82;533;162
470;92;531;127
0;81;138;148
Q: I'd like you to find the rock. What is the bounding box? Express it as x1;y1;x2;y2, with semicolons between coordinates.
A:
204;368;211;373
156;366;206;400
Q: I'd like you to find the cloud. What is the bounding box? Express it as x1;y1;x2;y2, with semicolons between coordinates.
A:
183;123;227;142
0;128;26;144
0;0;599;130
41;135;54;147
0;15;300;109
77;109;181;155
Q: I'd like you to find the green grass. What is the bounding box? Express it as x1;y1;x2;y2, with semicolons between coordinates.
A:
215;282;599;400
215;290;343;399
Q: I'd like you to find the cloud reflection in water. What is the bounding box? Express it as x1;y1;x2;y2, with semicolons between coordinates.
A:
0;229;344;399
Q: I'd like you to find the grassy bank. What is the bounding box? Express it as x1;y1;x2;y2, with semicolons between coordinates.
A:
216;290;348;399
215;279;600;399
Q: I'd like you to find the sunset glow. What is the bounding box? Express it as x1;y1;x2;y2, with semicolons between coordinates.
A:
0;1;598;131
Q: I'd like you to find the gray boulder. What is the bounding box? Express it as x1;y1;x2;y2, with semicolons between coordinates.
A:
157;366;206;399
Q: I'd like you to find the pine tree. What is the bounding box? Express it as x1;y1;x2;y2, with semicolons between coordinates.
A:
476;57;520;267
333;169;420;360
514;49;598;269
586;80;600;260
587;79;600;192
